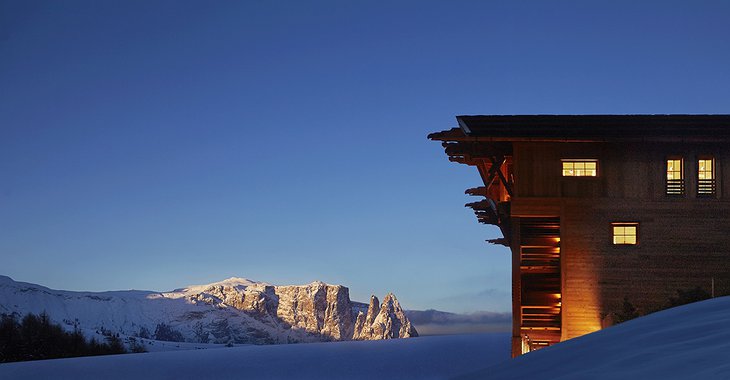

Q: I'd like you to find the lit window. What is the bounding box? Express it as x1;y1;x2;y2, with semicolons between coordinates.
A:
562;159;598;177
666;158;684;195
698;157;716;196
666;159;682;180
612;223;638;245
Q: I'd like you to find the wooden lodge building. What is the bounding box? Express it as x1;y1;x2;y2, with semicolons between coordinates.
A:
428;115;730;357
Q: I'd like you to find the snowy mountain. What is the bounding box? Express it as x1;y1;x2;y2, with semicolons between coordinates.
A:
0;275;417;345
2;294;729;379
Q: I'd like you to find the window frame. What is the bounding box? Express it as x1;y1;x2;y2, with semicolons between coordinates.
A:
611;222;639;246
697;156;716;197
561;159;599;177
665;156;685;196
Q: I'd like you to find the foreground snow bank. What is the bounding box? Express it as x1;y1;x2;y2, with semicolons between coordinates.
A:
0;333;510;380
459;296;730;380
7;296;727;380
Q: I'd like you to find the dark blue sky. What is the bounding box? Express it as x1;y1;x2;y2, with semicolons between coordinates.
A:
2;1;729;313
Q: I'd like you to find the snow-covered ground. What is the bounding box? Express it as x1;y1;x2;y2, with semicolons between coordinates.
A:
460;296;730;380
3;296;729;379
0;333;511;380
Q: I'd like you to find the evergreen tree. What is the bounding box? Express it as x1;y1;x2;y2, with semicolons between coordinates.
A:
154;323;184;342
0;312;129;363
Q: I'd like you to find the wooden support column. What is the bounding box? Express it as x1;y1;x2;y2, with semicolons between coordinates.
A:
511;217;522;357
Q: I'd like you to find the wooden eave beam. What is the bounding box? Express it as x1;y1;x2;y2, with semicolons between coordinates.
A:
441;135;730;143
429;128;601;143
429;125;730;144
466;199;494;211
465;187;488;197
443;141;512;159
429;128;515;248
487;237;509;247
427;127;465;141
448;156;480;166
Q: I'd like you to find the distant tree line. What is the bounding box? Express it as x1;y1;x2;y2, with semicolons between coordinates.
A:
0;312;133;363
153;323;185;342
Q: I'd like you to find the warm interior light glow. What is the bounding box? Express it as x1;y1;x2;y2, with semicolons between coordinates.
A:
612;223;638;245
666;159;682;180
666;158;685;195
562;160;598;177
698;159;714;180
697;158;716;196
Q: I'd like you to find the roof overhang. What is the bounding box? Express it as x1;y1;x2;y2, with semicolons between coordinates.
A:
430;114;730;143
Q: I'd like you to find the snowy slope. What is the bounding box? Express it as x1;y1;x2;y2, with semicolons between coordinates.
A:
0;333;511;380
2;295;729;379
0;275;282;344
458;296;730;380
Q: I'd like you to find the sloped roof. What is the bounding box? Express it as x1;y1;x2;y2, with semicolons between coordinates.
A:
429;115;730;142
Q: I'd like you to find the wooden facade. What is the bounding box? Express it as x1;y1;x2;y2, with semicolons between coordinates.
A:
429;115;730;357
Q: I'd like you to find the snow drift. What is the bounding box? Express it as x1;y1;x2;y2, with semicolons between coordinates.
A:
458;295;730;379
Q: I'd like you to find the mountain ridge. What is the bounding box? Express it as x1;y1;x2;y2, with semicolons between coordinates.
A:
0;275;417;345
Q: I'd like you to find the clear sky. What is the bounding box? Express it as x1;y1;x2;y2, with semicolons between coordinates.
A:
2;1;729;313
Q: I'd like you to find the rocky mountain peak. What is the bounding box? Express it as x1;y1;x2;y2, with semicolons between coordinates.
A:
353;293;418;340
0;276;417;345
366;295;380;324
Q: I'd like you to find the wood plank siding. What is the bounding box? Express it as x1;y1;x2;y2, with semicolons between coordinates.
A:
429;115;730;357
